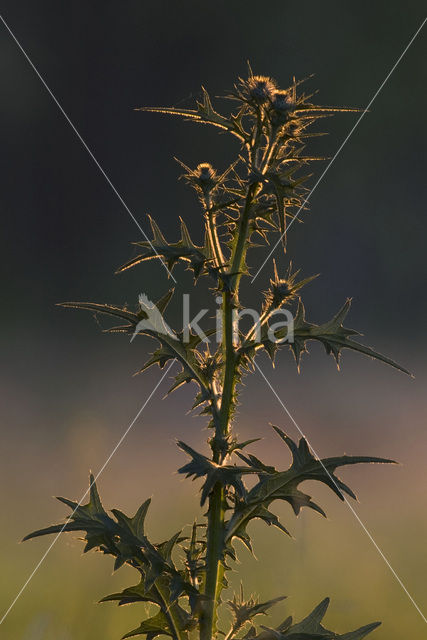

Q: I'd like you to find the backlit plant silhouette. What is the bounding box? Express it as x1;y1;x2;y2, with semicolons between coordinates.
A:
25;71;410;640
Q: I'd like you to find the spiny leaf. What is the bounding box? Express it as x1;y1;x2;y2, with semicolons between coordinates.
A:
104;574;195;640
122;610;173;639
282;598;380;640
25;475;200;640
24;474;118;555
177;441;257;505
59;296;212;403
229;438;262;454
100;577;162;607
117;216;211;280
122;599;194;640
290;299;411;375
225;428;395;546
58;301;137;323
250;298;411;375
111;499;151;542
246;597;380;640
135;86;247;142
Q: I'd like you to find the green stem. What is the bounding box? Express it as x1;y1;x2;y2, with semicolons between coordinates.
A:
219;290;236;438
201;185;259;640
217;185;259;448
201;292;233;640
200;483;225;640
230;183;257;292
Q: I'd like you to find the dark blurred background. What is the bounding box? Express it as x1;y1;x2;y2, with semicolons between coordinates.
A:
1;2;426;639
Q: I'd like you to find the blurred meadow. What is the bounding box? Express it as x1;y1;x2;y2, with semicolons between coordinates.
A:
1;1;427;639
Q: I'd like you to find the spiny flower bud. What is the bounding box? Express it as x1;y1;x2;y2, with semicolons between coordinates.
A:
196;162;216;184
178;160;218;198
269;278;294;307
264;261;308;309
272;90;295;112
242;75;277;105
270;90;296;126
194;162;217;197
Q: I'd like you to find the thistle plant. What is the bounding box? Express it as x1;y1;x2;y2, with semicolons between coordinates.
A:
25;71;410;640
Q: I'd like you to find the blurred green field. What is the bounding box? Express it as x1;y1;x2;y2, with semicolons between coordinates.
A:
2;357;427;639
4;485;427;640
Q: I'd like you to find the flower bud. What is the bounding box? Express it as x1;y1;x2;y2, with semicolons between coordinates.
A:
192;163;217;197
270;90;296;126
270;279;294;307
242;75;277;105
196;162;216;184
272;91;295;112
264;262;304;309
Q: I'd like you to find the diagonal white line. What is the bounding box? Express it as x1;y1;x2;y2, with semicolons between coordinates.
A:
0;360;176;626
251;15;427;283
253;360;427;624
0;12;179;625
0;12;176;283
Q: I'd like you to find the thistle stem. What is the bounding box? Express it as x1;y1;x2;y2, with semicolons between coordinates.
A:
230;183;257;292
200;483;226;640
202;184;259;640
201;291;233;640
219;290;236;436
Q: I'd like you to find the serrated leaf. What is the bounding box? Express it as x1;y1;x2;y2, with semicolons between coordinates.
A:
135;87;247;142
100;577;162;607
117;216;211;280
225;428;395;545
111;499;151;541
246;598;380;640
229;438;262;454
282;598;381;640
177;441;259;505
122;610;172;639
24;474;118;555
247;298;411;375
59;296;212;405
288;299;411;375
